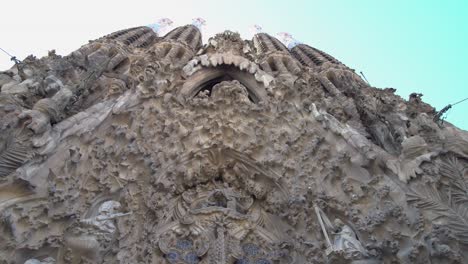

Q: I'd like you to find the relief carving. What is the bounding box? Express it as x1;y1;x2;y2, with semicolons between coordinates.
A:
0;25;467;264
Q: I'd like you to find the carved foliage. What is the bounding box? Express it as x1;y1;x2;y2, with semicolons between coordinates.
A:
407;155;468;244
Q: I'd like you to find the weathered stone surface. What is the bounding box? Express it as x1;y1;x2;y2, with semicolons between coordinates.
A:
0;27;467;264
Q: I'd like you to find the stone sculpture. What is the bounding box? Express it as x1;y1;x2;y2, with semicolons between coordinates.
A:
332;219;368;258
80;200;130;234
23;258;55;264
0;23;467;263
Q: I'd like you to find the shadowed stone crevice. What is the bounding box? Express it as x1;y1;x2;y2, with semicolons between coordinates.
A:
181;66;267;103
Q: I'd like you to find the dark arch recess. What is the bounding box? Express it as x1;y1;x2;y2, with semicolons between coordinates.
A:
180;65;267;103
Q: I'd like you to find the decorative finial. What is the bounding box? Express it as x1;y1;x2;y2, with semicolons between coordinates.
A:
277;32;301;49
249;24;263;35
147;18;174;35
192;17;206;30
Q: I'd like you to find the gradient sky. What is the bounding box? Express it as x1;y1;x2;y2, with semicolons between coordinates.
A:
1;0;467;129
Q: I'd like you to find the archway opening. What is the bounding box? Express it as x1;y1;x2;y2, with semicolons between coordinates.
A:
183;65;265;103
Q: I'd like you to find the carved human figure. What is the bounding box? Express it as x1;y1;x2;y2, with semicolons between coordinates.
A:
62;200;130;262
314;205;370;260
80;200;130;234
332;219;367;256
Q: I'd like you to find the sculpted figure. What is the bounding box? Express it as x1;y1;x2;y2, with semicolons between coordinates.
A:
62;200;130;262
332;219;367;256
314;205;373;261
80;200;130;234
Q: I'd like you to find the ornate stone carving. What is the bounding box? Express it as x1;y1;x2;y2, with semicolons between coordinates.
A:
0;24;467;264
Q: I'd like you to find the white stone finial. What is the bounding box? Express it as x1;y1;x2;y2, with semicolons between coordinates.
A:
147;18;174;35
277;32;301;49
249;24;263;35
192;17;206;30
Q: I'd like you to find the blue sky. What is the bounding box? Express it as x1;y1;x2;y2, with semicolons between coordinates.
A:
1;0;467;129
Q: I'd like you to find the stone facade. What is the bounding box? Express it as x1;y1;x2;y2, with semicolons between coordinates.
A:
0;25;467;264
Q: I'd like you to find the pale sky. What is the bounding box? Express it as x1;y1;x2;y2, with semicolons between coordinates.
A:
1;0;467;129
0;0;257;69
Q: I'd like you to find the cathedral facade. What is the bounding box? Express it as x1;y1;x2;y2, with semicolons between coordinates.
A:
0;24;467;263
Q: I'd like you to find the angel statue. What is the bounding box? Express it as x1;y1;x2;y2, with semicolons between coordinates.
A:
313;205;371;260
80;200;131;234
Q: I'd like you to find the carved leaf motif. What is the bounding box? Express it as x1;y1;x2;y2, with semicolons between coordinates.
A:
439;156;468;205
0;131;32;177
407;184;468;244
